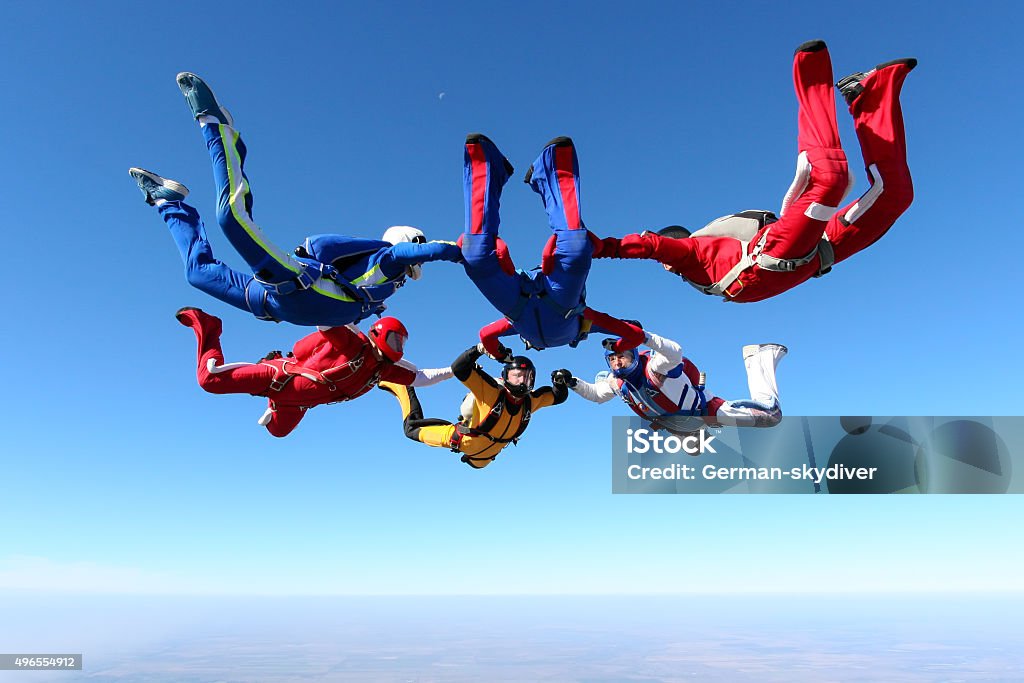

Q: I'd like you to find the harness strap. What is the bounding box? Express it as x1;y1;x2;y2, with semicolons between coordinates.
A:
254;260;346;296
621;380;708;418
244;279;276;321
701;239;754;297
504;272;586;323
815;237;835;277
755;238;826;273
320;349;367;381
699;229;835;298
260;358;334;392
459;392;532;447
454;423;519;445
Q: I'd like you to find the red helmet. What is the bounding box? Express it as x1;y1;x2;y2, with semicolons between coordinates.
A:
367;317;408;363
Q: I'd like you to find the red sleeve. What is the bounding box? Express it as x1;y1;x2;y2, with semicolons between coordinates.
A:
265;408;305;438
618;232;657;259
291;326;358;363
317;325;360;346
290;332;322;361
583;309;646;351
379;363;417;385
588;231;620;258
479;318;514;357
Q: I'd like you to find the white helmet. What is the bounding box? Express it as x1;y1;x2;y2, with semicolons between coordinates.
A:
382;225;427;280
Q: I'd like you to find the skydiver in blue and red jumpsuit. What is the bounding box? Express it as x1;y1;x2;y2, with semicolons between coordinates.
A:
459;134;645;358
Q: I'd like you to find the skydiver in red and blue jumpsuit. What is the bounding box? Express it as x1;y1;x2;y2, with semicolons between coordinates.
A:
596;40;916;303
459;134;645;358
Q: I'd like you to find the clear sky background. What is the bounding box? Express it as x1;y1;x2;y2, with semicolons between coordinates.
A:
1;1;1022;597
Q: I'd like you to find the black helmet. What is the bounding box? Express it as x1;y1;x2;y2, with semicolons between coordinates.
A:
657;225;691;239
502;355;536;397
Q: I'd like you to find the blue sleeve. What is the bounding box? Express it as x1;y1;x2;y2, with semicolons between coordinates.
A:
303;234;390;265
374;241;464;278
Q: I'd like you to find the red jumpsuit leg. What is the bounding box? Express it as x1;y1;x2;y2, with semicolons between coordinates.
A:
177;308;275;395
761;42;850;260
263;408;305;438
828;60;915;263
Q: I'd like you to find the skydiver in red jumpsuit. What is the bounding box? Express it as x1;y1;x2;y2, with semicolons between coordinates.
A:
176;308;452;437
596;40;916;303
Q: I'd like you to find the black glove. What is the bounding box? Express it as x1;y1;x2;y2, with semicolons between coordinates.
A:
551;369;576;388
601;338;618;352
261;350;284;361
495;344;514;363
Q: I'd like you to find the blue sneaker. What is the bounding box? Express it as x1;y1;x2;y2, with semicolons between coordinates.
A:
129;168;189;205
176;72;233;126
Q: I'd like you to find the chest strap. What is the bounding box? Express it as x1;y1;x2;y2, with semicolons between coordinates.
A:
451;394;532;451
694;230;835;299
260;349;368;392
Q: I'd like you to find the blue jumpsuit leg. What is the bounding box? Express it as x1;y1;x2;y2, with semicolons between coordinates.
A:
158;201;273;319
461;135;522;315
201;123;306;285
527;138;591;310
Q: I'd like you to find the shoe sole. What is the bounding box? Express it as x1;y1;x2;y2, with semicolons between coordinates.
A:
876;57;917;71
544;135;573;148
795;39;827;54
175;306;203;325
129;168;189;196
522;137;574;184
465;133;515;177
743;344;789;359
176;72;233;125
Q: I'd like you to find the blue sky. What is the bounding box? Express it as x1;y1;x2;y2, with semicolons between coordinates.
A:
1;1;1022;596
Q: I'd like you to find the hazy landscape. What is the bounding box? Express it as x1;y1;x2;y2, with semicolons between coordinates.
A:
2;595;1020;682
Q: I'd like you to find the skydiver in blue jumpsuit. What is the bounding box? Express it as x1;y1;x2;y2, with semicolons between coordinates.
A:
460;134;645;356
130;73;462;327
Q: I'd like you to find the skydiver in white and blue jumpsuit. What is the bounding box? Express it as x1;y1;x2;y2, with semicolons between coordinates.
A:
131;73;463;327
557;332;788;432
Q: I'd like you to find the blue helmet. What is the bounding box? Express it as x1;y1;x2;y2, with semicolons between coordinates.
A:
602;319;645;383
603;340;643;385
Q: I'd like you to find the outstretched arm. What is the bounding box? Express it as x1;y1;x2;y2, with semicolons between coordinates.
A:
479;318;515;358
570;377;618;404
452;344;486;382
451;344;503;408
530;381;568;411
376;241;464;279
392;359;454;387
583;309;646;352
644;331;685;376
594;232;696;266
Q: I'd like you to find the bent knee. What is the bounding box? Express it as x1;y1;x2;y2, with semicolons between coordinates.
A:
185;263;219;292
402;420;420;442
196;373;234;395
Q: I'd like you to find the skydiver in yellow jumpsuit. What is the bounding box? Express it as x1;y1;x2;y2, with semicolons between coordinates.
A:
379;344;568;468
